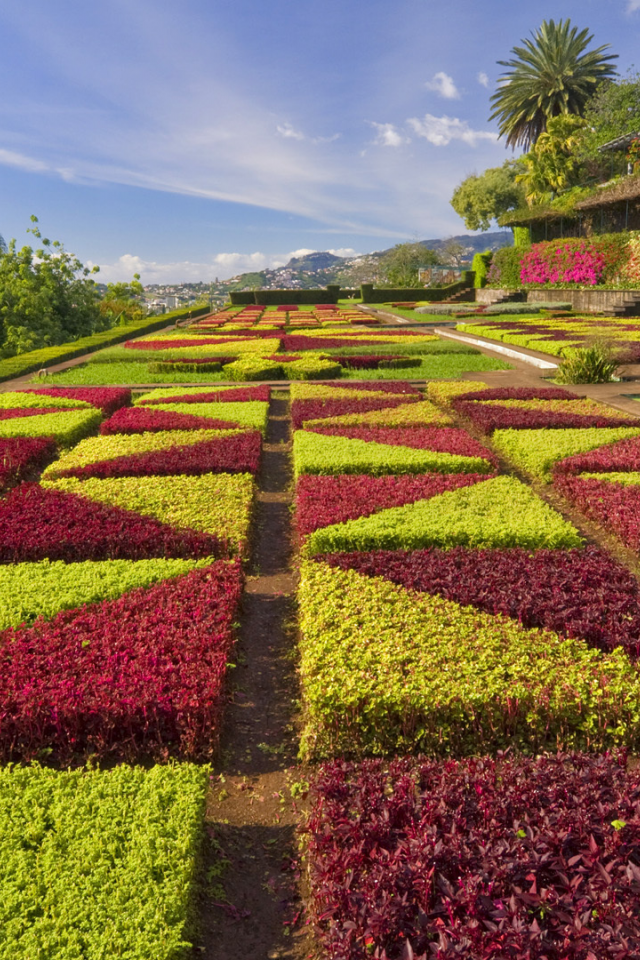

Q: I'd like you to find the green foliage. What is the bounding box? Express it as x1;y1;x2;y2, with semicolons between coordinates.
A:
147;361;223;374
489;19;618;150
512;225;532;247
303;476;582;555
486;246;527;288
46;473;256;556
556;341;620;383
298;561;640;759
283;358;343;380
100;274;146;327
0;392;90;410
377;357;422;369
39;362;230;386
450;161;525;231
222;359;285;381
0;408;102;446
0;557;210;630
580;71;640;166
378;243;440;287
492;426;640;480
516;115;589;204
0;763;208;958
471;251;493;288
152;400;269;434
293;431;494;478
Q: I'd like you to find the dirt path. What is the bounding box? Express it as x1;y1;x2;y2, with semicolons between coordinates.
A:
195;390;310;960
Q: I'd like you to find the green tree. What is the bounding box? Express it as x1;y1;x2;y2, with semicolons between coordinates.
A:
0;217;106;358
450;160;525;231
516;115;588;205
489;19;617;150
100;274;146;326
379;242;440;287
579;71;640;171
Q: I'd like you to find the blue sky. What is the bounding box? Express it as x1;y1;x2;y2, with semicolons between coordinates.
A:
1;0;639;282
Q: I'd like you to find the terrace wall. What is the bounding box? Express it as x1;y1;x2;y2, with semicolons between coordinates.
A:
476;287;640;314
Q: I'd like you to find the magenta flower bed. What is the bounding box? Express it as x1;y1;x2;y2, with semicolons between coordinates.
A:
292;397;417;430
0;484;226;563
0;438;57;493
0;562;243;762
307;425;498;460
554;435;640;475
456;386;579;402
520;240;607;285
140;386;270;405
100;407;241;435
323;546;640;656
305;752;640;960
454;401;640;434
296;474;490;536
555;474;640;553
25;387;132;415
53;431;262;480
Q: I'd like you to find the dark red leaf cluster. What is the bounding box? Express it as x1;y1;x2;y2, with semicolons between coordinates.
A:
0;438;57;493
0;483;226;563
100;406;241;435
25;387;132;415
0;406;76;421
323;546;640;656
126;337;242;349
453;401;640;434
555;475;640;553
296;474;490;535
140;386;270;405
0;562;243;763
155;356;237;366
53;431;262;479
325;381;422;394
554;436;640;475
307;425;497;461
455;387;579;402
292;397;418;430
282;336;388;351
305;752;640;960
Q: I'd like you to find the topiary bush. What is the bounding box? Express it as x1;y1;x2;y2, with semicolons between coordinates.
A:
222;359;285;381
283;358;343;380
471;251;493;288
148;361;223;373
378;356;422;369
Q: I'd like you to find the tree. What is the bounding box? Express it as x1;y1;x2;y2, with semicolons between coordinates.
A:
440;240;467;266
0;217;106;358
99;274;146;326
379;242;440;287
450;160;525;231
578;71;640;171
516;115;588;205
489;19;617;150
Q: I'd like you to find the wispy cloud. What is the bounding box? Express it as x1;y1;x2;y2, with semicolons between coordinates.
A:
477;72;490;88
407;114;498;147
368;121;410;147
627;0;640;12
425;72;460;100
276;122;340;144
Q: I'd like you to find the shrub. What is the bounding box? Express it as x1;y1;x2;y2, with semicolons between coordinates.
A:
222;358;284;380
304;753;640;959
486;245;524;288
556;341;620;383
471;250;492;287
283;358;343;380
519;234;629;287
148;360;223;373
0;763;208;958
377;356;422;368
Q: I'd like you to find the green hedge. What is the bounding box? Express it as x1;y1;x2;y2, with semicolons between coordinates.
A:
360;275;474;304
230;289;338;305
471;252;493;288
0;305;211;383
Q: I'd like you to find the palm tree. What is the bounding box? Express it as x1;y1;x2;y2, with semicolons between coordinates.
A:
489;19;617;151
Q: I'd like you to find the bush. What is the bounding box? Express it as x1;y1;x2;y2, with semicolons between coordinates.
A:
148;360;223;373
471;250;493;288
283;358;343;380
377;356;422;368
486;245;525;289
556;341;620;383
222;358;284;381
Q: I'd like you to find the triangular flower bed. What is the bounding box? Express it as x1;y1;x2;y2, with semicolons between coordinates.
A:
0;484;226;562
292;397;420;430
0;438;57;493
100;406;242;435
0;406;78;421
25;387;132;416
322;545;640;657
492;426;640;480
555;473;640;554
0;562;243;763
306;425;496;457
296;473;491;536
554;434;640;475
137;385;270;405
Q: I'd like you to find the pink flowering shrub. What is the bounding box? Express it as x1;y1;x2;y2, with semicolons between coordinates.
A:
0;562;243;762
555;474;640;552
100;407;241;435
0;438;57;493
324;546;640;656
304;752;640;960
25;387;131;416
0;483;226;562
52;431;262;479
518;235;630;287
139;386;270;405
295;474;490;536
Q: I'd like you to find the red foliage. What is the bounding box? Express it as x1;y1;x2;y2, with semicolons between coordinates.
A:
323;545;640;656
0;406;77;420
100;406;241;435
139;386;270;405
0;438;57;493
305;752;640;960
554;435;640;475
454;400;640;434
0;483;226;563
126;337;242;349
52;431;262;479
307;425;497;461
555;474;640;553
281;336;388;351
456;386;579;402
295;474;490;535
25;387;132;415
324;381;422;394
292;396;417;430
0;562;243;762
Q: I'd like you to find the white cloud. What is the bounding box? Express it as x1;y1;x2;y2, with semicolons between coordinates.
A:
276;122;305;141
0;148;51;174
628;0;640;11
327;247;358;257
407;114;498;147
477;72;489;88
368;121;410;147
425;72;460;100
